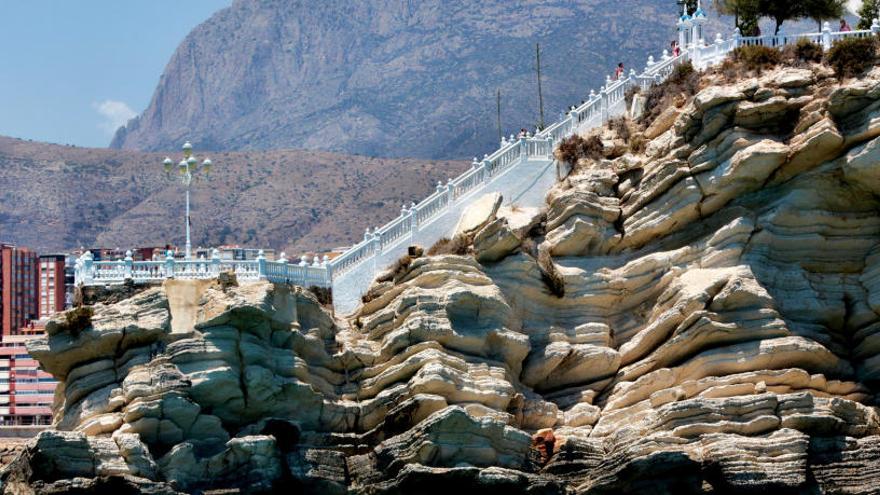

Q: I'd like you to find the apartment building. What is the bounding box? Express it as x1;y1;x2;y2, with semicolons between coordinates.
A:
0;244;38;336
0;332;55;426
37;254;68;318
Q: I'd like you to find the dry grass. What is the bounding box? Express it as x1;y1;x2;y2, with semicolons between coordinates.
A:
639;61;699;129
537;249;564;298
392;254;412;278
608;116;631;142
308;286;333;307
629;133;648;154
625;86;640;110
555;134;604;166
783;39;824;65
427;234;472;256
734;45;782;72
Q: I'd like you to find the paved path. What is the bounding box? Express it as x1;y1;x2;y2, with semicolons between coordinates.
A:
332;156;557;314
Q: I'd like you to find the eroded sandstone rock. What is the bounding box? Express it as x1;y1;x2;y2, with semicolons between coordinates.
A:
6;64;880;494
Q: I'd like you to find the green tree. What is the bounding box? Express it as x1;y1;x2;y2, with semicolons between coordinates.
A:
858;0;880;29
716;0;761;36
757;0;802;34
757;0;844;35
802;0;846;30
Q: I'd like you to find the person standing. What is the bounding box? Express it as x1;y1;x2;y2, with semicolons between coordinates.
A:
614;62;625;80
840;19;852;32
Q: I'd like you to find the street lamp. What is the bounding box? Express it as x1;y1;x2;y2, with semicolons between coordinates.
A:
162;141;213;260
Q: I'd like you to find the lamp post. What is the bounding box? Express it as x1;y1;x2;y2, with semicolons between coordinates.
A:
163;141;212;260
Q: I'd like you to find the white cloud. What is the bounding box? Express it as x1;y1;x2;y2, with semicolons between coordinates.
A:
93;100;137;135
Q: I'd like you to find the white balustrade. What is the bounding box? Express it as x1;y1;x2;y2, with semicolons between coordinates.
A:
77;20;878;310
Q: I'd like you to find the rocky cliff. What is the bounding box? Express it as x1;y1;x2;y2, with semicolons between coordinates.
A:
7;64;880;493
109;0;708;159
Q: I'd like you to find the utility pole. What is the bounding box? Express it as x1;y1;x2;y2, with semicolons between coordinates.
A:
496;89;503;142
536;42;545;130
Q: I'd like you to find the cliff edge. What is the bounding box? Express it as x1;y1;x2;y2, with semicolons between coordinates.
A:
6;62;880;494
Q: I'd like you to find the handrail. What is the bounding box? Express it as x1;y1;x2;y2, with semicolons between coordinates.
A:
76;18;880;307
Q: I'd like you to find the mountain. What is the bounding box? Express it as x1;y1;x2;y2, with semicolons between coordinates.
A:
0;136;466;254
111;0;719;159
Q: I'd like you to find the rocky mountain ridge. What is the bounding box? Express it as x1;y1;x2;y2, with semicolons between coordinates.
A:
110;0;717;159
0;136;467;254
6;62;880;493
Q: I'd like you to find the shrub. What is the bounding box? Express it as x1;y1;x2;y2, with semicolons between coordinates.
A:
640;61;700;128
308;286;332;307
668;61;696;84
629;133;648;154
625;86;640;109
427;234;472;256
826;36;878;78
555;134;604;166
608;116;631;142
537;249;564;298
732;45;782;72
789;38;823;64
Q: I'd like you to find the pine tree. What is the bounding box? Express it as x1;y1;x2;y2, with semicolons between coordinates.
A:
756;0;844;34
716;0;761;36
802;0;846;30
858;0;880;30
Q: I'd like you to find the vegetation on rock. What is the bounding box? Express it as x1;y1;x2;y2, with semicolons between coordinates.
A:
826;36;879;78
858;0;880;30
554;135;604;167
640;61;700;128
427;234;473;256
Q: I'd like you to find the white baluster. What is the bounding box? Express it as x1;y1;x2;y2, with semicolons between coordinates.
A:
123;250;133;280
256;250;266;279
822;22;832;50
165;250;175;279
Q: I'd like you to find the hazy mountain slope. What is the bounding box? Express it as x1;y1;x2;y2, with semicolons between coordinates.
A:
111;0;715;159
0;136;466;253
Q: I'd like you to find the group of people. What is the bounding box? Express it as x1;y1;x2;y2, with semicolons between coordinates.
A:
656;18;852;59
507;17;859;147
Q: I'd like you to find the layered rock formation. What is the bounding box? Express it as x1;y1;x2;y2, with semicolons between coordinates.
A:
7;64;880;493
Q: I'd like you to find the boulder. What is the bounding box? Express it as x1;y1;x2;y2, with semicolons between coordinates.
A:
455;192;503;236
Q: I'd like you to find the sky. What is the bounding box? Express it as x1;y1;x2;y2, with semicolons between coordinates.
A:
0;0;866;149
0;1;230;148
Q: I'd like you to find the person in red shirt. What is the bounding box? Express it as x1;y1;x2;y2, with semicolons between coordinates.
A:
840;19;852;32
614;62;624;80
